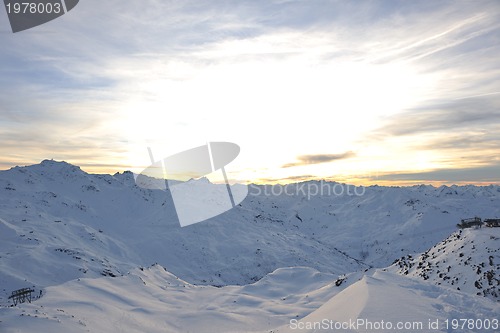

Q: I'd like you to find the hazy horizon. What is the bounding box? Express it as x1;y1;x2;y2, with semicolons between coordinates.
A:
2;158;499;187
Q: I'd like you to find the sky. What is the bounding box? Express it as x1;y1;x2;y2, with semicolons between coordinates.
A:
0;0;499;186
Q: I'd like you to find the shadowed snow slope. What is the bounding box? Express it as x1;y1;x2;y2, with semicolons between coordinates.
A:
1;266;498;333
0;265;340;333
274;270;499;333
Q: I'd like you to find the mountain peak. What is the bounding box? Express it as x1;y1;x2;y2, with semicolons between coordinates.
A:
35;159;82;173
12;159;87;179
40;159;77;167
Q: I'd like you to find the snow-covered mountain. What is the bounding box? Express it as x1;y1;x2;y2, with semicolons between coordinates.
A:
1;160;499;332
391;228;500;300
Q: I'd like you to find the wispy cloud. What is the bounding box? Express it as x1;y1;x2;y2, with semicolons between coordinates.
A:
374;95;500;137
255;174;318;184
282;152;355;168
362;93;500;176
373;164;500;184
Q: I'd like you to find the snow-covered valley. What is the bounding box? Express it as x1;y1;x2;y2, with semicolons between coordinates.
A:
0;160;499;332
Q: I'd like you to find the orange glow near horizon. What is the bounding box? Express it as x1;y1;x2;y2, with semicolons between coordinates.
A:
1;159;497;187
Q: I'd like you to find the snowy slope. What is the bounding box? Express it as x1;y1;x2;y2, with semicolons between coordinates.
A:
271;229;500;332
0;265;341;333
390;227;500;300
273;270;499;333
1;266;498;332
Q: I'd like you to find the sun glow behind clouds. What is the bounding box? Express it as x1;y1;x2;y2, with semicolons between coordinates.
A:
1;1;499;185
115;32;438;183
